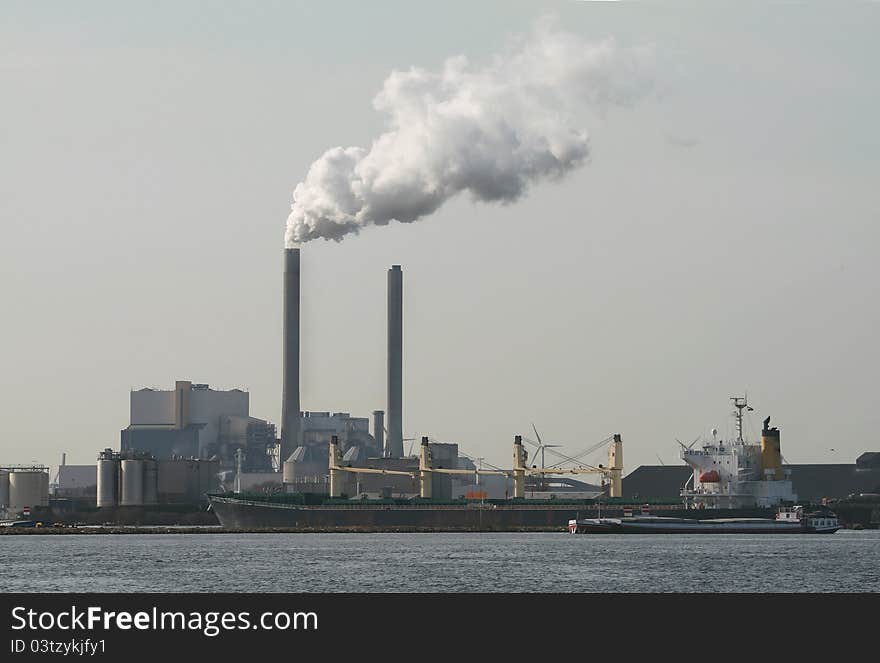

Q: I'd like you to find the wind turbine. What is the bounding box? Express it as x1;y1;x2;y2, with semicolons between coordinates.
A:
527;423;562;492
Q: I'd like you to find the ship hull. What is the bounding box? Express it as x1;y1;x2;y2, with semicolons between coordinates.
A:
567;517;840;534
208;494;774;531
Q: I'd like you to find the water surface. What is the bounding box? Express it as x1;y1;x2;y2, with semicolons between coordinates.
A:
2;530;877;592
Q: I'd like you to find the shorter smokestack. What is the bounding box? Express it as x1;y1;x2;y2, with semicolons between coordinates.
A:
373;410;385;457
173;380;192;430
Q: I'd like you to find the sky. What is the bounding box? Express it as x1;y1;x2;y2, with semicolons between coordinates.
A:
1;1;878;475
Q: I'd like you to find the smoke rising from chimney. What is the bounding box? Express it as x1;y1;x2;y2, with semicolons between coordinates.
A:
285;20;652;246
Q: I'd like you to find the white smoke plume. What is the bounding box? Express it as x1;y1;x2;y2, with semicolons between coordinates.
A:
286;20;651;245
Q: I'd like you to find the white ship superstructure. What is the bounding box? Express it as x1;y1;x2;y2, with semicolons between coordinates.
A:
680;397;797;509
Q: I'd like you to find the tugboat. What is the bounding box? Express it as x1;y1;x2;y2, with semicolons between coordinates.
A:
568;504;840;534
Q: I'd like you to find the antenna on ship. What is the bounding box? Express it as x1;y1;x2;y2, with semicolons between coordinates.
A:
730;395;755;442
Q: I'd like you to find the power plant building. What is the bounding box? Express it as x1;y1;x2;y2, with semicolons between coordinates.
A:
122;380;274;470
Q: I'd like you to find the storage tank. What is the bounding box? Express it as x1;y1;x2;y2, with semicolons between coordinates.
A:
143;459;158;505
97;452;119;507
9;470;49;515
0;470;10;513
120;460;144;506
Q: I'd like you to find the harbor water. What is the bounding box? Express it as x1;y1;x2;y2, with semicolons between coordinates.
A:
2;530;878;593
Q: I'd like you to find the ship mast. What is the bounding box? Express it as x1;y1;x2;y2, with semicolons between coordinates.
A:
730;395;754;442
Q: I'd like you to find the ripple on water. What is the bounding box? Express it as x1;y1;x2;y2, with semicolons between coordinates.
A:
1;531;878;593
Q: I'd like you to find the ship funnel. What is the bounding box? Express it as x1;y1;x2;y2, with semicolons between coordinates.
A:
761;417;782;481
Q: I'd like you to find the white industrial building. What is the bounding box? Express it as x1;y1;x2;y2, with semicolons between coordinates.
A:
300;411;373;449
129;380;249;458
53;465;97;498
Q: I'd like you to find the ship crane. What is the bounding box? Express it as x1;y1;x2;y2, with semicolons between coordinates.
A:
327;433;624;499
521;433;624;498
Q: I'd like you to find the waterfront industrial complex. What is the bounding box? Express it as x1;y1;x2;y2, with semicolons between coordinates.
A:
3;249;879;530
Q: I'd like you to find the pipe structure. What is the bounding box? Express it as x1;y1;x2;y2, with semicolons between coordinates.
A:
512;435;527;498
386;265;404;458
608;434;623;498
419;437;432;499
373;410;385;457
328;435;343;498
281;247;301;474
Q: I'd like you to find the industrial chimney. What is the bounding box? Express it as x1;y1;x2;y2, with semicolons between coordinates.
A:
373;410;385;457
386;265;404;458
280;247;301;472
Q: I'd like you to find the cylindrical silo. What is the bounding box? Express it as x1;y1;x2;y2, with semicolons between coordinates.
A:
143;459;158;506
97;451;119;507
9;470;49;514
120;459;145;506
0;470;10;512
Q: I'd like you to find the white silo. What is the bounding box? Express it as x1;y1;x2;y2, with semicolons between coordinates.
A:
0;470;10;516
97;450;119;507
120;459;145;506
9;469;49;516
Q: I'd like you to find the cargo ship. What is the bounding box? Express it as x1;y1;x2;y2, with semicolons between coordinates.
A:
210;433;762;530
209;397;814;531
567;504;841;534
207;492;775;531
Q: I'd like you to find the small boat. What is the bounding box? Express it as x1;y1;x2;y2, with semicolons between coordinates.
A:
568;505;840;534
0;520;38;528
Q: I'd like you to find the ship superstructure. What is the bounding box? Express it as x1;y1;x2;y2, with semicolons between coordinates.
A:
680;397;797;509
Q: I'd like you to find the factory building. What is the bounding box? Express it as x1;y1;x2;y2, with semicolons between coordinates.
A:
122;380;275;470
217;415;277;472
53;463;97;500
1;466;50;520
280;411;379;490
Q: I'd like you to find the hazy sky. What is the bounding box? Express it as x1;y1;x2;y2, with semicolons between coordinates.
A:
2;2;878;475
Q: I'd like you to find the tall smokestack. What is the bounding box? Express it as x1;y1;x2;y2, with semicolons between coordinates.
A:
387;265;403;458
281;247;301;469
